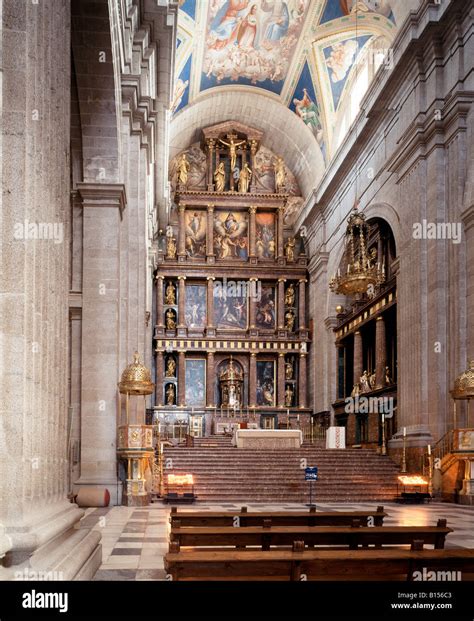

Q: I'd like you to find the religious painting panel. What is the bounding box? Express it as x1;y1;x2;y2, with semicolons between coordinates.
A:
185;359;206;407
185;210;207;257
256;360;275;406
213;280;248;329
256;284;275;330
201;1;311;95
213;210;248;260
255;212;275;259
185;284;207;328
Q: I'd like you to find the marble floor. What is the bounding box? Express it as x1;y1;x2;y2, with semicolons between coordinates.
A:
82;501;474;581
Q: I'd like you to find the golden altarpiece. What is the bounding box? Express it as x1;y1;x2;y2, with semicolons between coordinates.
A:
151;122;311;447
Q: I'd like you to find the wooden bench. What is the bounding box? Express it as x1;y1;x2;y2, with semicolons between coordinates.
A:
169;505;387;528
165;543;474;581
169;519;452;551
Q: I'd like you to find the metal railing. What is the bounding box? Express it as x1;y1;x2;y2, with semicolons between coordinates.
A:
433;428;474;463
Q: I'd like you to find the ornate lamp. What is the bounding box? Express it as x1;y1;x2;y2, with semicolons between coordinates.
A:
117;352;155;506
329;208;385;296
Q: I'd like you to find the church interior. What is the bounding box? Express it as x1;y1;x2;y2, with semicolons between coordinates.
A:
1;0;474;605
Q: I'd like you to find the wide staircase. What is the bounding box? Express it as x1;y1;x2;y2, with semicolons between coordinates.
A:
164;435;400;502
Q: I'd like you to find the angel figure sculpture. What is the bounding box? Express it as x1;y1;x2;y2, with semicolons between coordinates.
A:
185;211;206;257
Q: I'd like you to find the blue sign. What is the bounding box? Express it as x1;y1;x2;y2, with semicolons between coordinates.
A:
305;467;318;481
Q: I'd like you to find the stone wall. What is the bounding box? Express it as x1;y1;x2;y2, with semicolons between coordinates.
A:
298;0;474;447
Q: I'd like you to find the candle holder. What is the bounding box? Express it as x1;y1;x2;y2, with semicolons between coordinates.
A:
401;432;407;473
381;416;387;456
428;452;433;496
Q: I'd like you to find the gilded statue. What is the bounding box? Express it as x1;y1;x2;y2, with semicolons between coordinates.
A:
285;361;293;380
285;237;296;262
165;235;177;260
177;153;190;186
285;283;295;307
166;383;175;405
285;385;294;407
369;370;376;389
385;366;393;386
219;134;246;171
165;282;176;305
165;357;176;378
351;383;360;397
166;309;176;330
285;310;295;332
274;156;286;193
238;162;252;193
214;162;226;192
360;370;371;393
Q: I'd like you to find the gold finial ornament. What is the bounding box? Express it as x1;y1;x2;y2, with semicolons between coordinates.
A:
451;360;474;400
118;352;154;395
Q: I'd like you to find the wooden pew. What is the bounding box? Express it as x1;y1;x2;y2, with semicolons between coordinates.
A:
169;519;452;551
169;505;387;528
165;543;474;581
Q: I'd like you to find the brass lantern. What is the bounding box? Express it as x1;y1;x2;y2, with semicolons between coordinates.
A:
117;352;155;506
329;208;385;296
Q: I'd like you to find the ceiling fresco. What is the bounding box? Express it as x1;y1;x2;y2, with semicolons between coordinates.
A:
173;0;402;162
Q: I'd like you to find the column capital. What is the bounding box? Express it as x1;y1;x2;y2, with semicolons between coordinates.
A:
299;352;307;358
207;204;215;211
207;276;216;281
250;352;257;358
177;276;187;281
299;278;308;284
76;182;127;216
376;315;384;322
178;203;186;212
249;206;257;214
249;277;258;282
156;275;164;281
354;330;361;335
278;278;286;283
279;352;285;357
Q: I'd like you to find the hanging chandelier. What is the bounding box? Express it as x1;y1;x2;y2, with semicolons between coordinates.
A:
329;208;385;296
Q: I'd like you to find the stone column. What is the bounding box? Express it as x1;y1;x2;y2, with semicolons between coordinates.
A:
178;352;186;407
206;204;215;262
249;206;257;263
375;315;386;389
249;353;257;407
206;352;215;406
156;351;164;406
76;183;126;496
277;205;285;261
177;276;186;335
249;278;258;335
299;353;307;408
206;277;216;336
249;140;258;192
353;330;363;386
277;278;286;331
336;342;345;401
156;275;165;333
0;0;100;578
207;139;215;191
178;204;186;261
278;353;286;408
298;278;307;332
